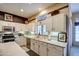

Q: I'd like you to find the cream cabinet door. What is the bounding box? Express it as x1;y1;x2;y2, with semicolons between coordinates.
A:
34;40;39;54
15;36;26;46
31;39;39;54
47;44;64;56
38;41;48;56
52;14;66;32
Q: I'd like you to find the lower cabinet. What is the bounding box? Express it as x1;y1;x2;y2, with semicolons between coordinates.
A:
34;40;39;54
31;39;39;54
47;44;64;56
15;36;26;47
38;41;48;56
30;39;66;56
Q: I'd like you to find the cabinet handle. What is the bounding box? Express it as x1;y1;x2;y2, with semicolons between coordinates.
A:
47;48;49;52
33;43;35;45
38;45;40;48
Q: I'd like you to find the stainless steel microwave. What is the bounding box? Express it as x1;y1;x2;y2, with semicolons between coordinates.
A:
2;26;15;32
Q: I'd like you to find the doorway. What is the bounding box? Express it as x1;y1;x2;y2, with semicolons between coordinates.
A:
70;3;79;56
73;18;79;46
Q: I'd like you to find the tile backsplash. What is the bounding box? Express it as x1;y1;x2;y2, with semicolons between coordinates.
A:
49;32;59;36
48;32;59;41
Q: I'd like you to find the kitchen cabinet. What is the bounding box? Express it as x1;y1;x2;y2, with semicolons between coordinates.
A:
39;14;66;32
31;39;35;51
31;39;39;54
30;38;67;56
52;14;66;32
47;44;64;56
15;36;26;47
34;40;39;54
38;41;48;56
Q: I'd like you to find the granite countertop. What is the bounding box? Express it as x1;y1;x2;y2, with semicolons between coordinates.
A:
24;35;67;48
0;42;29;56
24;35;35;39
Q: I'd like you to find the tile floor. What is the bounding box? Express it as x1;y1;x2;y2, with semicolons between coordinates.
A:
22;46;30;52
21;47;39;56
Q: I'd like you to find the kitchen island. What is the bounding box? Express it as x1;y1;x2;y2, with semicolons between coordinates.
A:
0;42;29;56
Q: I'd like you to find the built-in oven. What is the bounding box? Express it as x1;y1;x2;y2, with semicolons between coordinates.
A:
1;26;15;43
2;32;15;42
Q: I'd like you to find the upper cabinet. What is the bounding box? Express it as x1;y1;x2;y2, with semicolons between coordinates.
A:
52;14;66;32
40;14;66;32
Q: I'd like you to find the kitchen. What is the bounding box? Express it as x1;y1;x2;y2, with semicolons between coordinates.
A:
0;3;69;56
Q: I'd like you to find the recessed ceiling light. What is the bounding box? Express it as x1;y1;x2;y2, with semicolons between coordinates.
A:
38;8;42;11
20;9;24;12
40;10;47;15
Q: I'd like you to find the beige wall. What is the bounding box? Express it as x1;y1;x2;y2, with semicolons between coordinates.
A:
0;20;27;31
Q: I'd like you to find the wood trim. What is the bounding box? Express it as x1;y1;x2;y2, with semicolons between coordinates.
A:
28;18;35;22
48;5;68;14
0;11;28;21
0;11;28;24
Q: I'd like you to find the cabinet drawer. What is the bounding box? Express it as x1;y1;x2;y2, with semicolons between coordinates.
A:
48;44;63;51
47;44;64;56
39;41;47;46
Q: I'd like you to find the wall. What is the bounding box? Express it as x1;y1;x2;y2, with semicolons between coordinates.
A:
26;20;36;32
0;20;28;31
67;6;73;55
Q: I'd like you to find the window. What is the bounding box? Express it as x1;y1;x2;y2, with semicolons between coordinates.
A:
34;25;47;35
75;18;79;41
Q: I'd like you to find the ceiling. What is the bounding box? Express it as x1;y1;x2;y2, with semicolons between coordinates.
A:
70;3;79;13
0;3;54;18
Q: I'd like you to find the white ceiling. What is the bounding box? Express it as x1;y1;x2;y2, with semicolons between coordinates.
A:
70;3;79;13
0;3;54;18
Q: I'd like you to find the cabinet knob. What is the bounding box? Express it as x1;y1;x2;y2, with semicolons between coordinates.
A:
33;43;35;45
38;45;40;48
47;48;49;51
